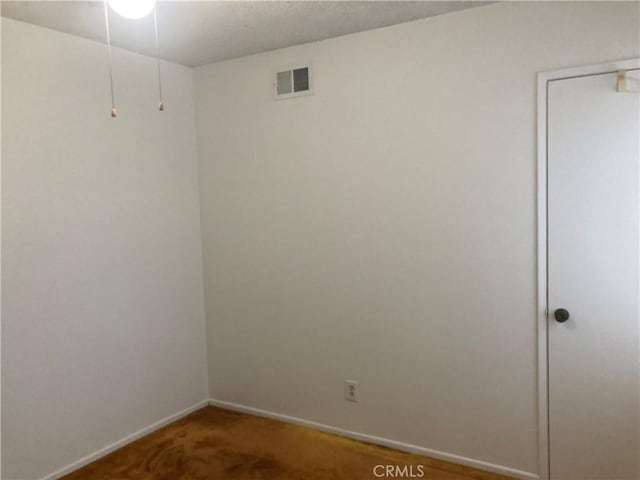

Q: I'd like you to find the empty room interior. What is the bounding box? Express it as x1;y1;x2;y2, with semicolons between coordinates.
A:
2;1;640;479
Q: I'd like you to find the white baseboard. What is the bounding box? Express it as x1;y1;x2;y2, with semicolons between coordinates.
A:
40;399;209;480
30;397;537;480
208;398;538;480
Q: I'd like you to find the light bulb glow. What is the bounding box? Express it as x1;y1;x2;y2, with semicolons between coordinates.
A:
107;0;156;19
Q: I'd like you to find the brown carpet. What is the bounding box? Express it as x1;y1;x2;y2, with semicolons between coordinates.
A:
61;406;514;480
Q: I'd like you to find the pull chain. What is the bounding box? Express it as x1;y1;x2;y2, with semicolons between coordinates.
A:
154;5;164;111
103;0;117;117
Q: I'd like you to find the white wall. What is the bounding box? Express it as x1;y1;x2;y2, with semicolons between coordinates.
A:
1;18;208;480
194;2;640;477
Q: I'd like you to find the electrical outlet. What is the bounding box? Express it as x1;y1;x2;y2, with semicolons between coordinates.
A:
344;379;358;402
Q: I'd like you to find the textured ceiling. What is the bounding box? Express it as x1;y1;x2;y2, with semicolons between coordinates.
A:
1;1;493;67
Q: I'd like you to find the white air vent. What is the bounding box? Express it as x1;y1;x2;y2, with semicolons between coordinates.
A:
274;65;312;99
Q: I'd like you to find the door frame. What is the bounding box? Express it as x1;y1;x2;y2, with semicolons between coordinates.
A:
536;57;640;480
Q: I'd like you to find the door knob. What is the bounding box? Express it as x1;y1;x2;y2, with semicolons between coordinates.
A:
554;308;570;323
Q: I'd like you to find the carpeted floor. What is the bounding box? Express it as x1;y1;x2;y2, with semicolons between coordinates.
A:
61;406;514;480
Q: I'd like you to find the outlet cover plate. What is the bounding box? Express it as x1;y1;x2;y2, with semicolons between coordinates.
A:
344;379;358;402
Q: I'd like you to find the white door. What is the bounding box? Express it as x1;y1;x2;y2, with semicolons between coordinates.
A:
548;69;640;479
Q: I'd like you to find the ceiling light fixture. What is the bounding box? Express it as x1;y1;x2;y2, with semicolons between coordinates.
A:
107;0;156;20
103;0;164;117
